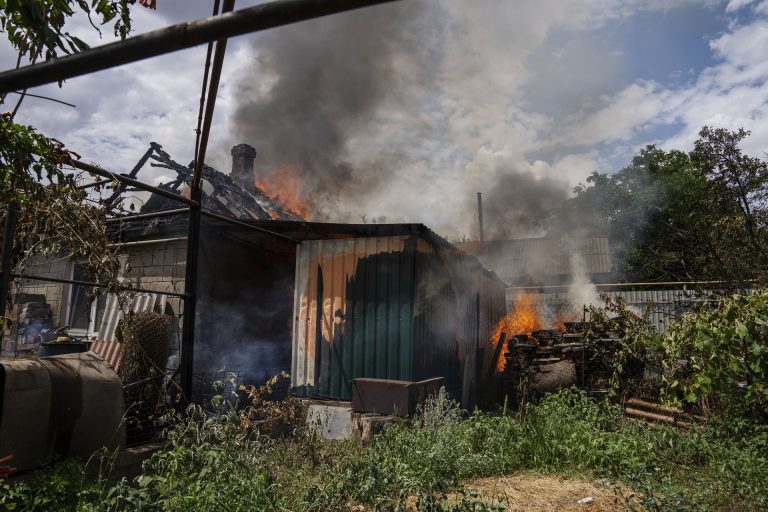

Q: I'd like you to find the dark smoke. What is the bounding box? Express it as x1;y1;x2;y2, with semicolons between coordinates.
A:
475;167;570;240
231;1;434;219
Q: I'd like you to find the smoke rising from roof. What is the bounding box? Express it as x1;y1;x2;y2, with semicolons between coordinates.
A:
228;1;684;239
471;166;571;240
231;1;434;220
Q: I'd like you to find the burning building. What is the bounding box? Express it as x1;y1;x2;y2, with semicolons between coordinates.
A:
3;143;506;409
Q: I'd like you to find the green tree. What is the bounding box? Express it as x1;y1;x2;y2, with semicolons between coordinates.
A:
552;127;768;286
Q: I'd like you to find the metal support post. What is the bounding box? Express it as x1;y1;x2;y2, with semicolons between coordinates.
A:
0;203;18;324
179;189;202;402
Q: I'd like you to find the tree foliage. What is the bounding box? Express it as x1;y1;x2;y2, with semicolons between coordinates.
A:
552;127;768;286
655;291;768;420
0;114;120;294
0;0;135;62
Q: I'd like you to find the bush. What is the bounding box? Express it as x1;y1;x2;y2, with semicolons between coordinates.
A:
656;291;768;419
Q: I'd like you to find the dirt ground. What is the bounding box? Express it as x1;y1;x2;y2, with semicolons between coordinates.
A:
405;474;626;511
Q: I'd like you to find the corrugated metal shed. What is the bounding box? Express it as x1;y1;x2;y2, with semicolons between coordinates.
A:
459;236;612;284
291;226;506;406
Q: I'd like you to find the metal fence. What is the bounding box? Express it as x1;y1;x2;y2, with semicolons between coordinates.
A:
505;286;749;334
499;285;755;408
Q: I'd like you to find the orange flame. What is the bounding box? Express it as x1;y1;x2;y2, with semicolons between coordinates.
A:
256;164;312;220
492;291;543;372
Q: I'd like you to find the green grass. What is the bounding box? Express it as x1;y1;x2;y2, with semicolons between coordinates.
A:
2;388;767;511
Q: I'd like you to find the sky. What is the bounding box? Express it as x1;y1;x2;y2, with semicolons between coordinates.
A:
2;0;767;238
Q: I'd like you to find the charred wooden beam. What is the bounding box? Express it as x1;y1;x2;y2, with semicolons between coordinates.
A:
0;0;401;94
103;144;156;206
69;160;199;207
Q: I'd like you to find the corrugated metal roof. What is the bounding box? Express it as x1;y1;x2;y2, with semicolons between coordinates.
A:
90;340;123;371
459;236;612;282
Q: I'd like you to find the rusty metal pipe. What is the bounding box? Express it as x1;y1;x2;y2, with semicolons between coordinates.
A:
4;271;188;298
0;0;400;94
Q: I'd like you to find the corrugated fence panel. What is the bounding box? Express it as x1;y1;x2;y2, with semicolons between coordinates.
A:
503;287;749;333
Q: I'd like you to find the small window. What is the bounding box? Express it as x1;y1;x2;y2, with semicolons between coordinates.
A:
67;263;107;337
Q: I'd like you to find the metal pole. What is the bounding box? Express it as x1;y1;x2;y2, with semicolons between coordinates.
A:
103;145;155;206
0;0;400;94
106;207;190;224
192;0;235;191
108;236;188;248
477;192;484;243
179;0;236;403
180;197;201;402
195;0;222;161
4;272;188;299
3;272;185;298
69;160;199;207
0;203;18;325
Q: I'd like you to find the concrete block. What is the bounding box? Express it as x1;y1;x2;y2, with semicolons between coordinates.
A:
306;402;353;440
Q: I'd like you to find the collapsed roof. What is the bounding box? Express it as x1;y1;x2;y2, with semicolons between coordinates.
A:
131;142;304;221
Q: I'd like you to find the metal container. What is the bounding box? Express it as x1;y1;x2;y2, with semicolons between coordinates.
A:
38;342;88;358
351;377;443;417
291;226;506;407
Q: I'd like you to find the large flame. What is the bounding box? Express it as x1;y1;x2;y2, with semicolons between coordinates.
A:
492;291;543;372
256;164;312;220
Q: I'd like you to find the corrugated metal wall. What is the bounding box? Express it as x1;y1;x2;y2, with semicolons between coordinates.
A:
292;233;506;403
292;235;415;399
411;239;506;405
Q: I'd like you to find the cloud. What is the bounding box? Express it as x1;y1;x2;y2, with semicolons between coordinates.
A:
565;82;670;146
552;9;768;162
725;0;758;12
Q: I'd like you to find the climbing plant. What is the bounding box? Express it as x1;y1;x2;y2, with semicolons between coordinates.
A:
656;291;768;420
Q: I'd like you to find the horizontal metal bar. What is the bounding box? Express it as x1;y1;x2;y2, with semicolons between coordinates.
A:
109;236;187;248
506;280;756;291
69;160;199;207
106;208;190;224
5;272;187;298
200;210;300;244
0;0;400;93
76;178;113;190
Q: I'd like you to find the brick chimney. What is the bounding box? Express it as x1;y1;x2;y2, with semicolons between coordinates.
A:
230;143;256;191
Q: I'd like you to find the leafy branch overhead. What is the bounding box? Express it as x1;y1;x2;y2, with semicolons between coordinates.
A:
0;114;120;291
0;0;138;62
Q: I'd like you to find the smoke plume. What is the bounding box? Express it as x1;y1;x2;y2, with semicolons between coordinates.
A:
231;1;434;220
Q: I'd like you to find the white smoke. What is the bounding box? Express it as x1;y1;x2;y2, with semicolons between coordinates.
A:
567;252;602;309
